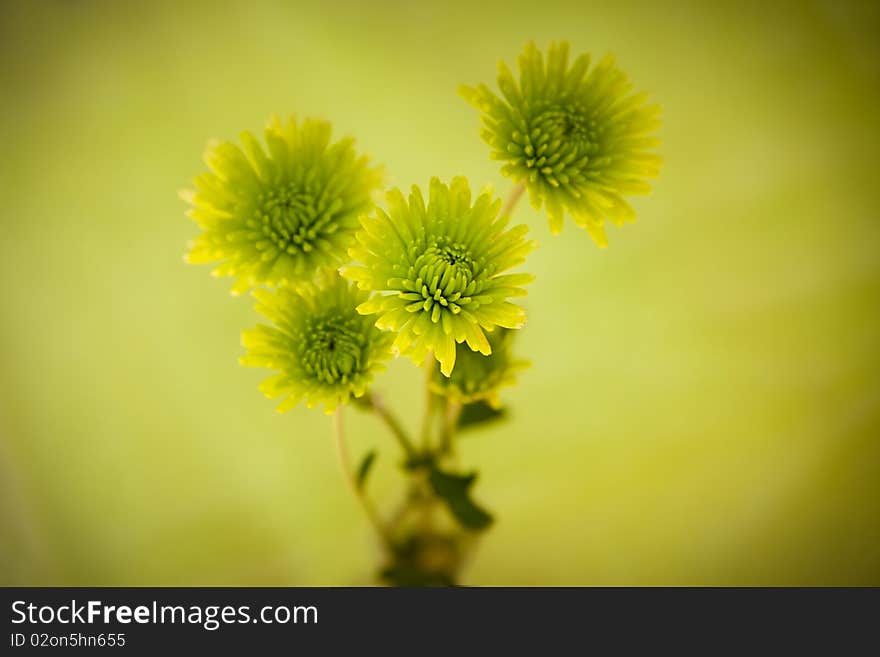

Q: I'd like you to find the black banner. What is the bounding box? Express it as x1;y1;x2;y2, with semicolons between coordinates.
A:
1;588;876;652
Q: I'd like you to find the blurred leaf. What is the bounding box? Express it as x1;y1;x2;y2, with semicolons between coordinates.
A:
355;450;377;491
403;453;435;471
428;466;493;530
457;400;508;432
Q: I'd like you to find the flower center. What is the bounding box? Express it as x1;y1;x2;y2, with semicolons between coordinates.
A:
394;237;486;323
510;101;612;189
533;103;604;156
256;184;329;255
300;315;366;385
436;242;473;268
548;104;602;149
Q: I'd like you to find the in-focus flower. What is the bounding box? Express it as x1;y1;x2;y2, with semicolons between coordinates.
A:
342;177;536;377
429;329;529;408
460;41;661;246
240;271;394;414
183;116;383;294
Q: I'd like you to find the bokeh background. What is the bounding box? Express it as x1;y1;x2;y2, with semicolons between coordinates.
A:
1;0;879;586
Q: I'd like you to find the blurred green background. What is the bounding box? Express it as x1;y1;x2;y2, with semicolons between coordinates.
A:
1;0;878;585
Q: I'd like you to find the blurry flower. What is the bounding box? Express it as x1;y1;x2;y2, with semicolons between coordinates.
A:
460;41;661;246
240;271;394;414
430;329;529;408
342;177;535;377
183;116;383;294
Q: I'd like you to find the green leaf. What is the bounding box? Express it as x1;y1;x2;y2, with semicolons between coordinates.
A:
428;466;494;530
403;453;435;471
457;400;508;432
355;450;377;491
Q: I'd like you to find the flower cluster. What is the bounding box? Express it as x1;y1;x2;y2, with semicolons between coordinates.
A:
240;272;394;414
184;116;382;294
461;41;661;246
342;177;536;376
185;43;660;416
183;42;661;585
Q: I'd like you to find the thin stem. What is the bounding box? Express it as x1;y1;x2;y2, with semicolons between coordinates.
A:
501;182;526;219
333;407;393;547
419;353;437;451
440;400;463;456
365;393;418;459
420;383;436;452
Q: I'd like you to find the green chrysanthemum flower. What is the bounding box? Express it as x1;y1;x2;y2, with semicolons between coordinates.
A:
429;329;529;408
240;272;394;414
460;41;661;246
342;177;536;377
183;116;383;294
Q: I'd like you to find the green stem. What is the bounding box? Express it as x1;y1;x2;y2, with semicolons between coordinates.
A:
501;182;526;219
365;393;418;459
440;399;462;456
421;388;436;452
419;353;438;451
333;407;393;547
